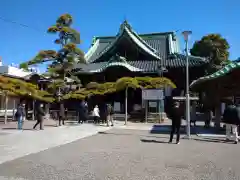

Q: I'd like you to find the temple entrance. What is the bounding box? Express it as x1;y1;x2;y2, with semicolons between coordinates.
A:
98;65;143;114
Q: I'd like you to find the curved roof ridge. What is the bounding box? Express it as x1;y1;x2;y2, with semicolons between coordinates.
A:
92;23;161;63
170;53;208;62
89;61;144;73
190;61;240;88
127;25;157;53
84;39;100;62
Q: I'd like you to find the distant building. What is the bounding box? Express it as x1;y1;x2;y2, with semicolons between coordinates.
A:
0;58;42;118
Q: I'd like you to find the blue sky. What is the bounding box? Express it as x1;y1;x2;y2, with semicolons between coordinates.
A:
0;0;239;71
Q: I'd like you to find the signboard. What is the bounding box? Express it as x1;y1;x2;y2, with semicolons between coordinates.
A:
114;102;121;112
164;86;172;97
142;89;164;100
149;101;157;107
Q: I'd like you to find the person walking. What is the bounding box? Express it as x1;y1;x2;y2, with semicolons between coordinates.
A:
15;101;26;130
107;104;114;127
78;101;85;124
33;103;45;130
59;102;65;126
223;100;240;144
83;101;88;123
92;105;100;124
169;101;182;144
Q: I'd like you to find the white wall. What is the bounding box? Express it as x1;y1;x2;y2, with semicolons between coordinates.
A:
0;66;31;78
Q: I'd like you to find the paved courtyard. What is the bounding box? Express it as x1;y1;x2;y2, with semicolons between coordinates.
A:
0;127;239;180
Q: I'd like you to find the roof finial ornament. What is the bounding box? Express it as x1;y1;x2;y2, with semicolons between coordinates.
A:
120;16;131;31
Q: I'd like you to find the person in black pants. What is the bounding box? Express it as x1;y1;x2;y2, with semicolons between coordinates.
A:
59;103;65;126
33;103;45;130
169;101;182;144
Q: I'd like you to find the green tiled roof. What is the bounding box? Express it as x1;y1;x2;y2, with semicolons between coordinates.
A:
84;21;180;63
80;21;207;73
74;53;207;74
190;62;240;88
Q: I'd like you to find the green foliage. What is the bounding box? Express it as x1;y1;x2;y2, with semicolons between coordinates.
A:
115;77;140;91
19;63;29;70
20;14;86;102
65;77;176;100
0;76;53;102
190;34;230;74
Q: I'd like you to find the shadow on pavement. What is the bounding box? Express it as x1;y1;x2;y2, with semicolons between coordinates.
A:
98;131;168;139
2;127;33;131
150;125;186;134
150;124;225;135
192;137;231;144
140;139;168;144
44;124;58;127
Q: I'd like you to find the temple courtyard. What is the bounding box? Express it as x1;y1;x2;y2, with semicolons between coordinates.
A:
0;122;239;180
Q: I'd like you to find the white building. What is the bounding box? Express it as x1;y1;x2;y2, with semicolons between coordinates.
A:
0;58;36;117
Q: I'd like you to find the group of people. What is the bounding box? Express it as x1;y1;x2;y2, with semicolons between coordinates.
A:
91;104;114;127
14;100;116;130
15;101;45;130
78;101;114;127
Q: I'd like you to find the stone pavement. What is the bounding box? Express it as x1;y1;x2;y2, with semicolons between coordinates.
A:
0;129;239;180
0;122;114;165
0;119;58;134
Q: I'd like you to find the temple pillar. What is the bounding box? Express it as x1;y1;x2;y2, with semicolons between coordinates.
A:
214;102;221;130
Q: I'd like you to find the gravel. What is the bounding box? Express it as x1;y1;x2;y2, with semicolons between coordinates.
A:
0;129;239;180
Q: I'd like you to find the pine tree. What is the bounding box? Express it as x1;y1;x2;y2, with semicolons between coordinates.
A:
20;14;85;103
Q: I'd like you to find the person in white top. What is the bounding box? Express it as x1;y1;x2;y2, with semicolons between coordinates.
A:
93;105;100;124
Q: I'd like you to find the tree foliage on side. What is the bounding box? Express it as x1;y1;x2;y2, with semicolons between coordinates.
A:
64;76;176;100
20;14;85;101
190;34;230;74
0;76;53;102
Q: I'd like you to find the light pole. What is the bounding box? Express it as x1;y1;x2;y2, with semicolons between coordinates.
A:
157;66;168;123
182;30;192;139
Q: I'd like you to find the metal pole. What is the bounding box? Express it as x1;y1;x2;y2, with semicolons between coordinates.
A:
125;87;128;125
185;39;191;139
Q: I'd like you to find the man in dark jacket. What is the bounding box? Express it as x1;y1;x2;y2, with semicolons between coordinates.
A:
223;101;240;144
59;103;65;126
78;101;87;124
169;101;182;144
33;103;45;130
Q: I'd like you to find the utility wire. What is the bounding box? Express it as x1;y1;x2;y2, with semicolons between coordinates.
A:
0;16;45;33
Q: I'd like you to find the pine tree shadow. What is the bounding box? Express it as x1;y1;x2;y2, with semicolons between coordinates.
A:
140;139;168;143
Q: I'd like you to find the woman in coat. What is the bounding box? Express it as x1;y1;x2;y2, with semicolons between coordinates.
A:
223;101;240;144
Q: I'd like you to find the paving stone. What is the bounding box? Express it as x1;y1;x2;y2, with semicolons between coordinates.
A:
0;129;239;180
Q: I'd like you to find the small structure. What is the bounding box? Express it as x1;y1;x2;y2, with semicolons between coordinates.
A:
190;61;240;128
0;59;48;121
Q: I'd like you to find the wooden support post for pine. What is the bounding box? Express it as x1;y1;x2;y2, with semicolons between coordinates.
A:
12;99;16;121
4;94;8;124
125;87;128;125
145;100;148;123
32;100;35;121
